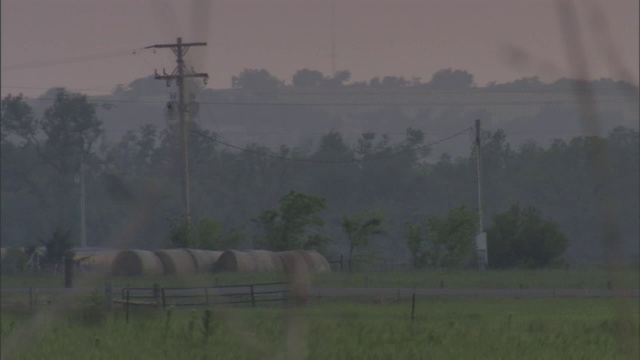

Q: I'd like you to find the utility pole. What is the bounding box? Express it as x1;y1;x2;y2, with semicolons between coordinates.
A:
475;119;488;269
146;38;208;225
80;153;87;248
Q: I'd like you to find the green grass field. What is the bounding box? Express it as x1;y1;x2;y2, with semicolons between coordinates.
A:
1;297;638;359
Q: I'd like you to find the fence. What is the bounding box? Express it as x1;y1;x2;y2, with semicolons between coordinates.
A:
117;282;289;309
326;255;413;272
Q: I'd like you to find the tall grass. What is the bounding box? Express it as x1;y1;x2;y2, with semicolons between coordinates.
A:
2;297;637;359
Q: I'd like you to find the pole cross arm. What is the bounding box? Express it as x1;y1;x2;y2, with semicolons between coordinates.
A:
145;42;207;49
154;75;178;80
182;73;209;79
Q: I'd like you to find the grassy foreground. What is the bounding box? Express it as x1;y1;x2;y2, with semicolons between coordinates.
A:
2;297;638;359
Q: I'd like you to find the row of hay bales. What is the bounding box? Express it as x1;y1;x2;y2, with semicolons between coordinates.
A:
213;249;331;273
110;249;330;276
110;249;223;276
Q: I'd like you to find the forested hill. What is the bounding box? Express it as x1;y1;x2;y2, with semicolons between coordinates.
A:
2;70;638;267
25;69;639;159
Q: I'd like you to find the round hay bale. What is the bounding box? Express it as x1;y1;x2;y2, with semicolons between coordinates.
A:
74;248;119;273
248;250;284;272
154;249;198;275
305;250;331;272
184;249;223;272
111;250;164;276
213;250;256;272
276;251;310;306
268;251;285;272
295;250;324;273
276;250;310;275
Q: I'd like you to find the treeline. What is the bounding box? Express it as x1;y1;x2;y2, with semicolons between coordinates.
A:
232;67;639;92
1;89;639;267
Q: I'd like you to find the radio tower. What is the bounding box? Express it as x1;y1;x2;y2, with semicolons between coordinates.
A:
330;0;337;76
145;38;209;225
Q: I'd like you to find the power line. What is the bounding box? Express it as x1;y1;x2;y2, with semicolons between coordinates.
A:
191;126;472;164
15;96;637;107
1;48;154;72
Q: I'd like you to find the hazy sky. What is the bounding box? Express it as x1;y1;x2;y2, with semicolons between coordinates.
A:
1;0;638;98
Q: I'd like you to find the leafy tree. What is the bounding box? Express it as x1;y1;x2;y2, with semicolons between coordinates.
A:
405;206;478;269
40;228;75;271
405;222;428;269
292;69;326;87
381;76;408;88
487;203;568;269
40;89;103;175
427;68;475;90
232;69;284;91
1;94;38;144
324;70;351;87
168;218;244;250
312;131;353;161
0;247;30;273
254;191;328;251
342;210;385;271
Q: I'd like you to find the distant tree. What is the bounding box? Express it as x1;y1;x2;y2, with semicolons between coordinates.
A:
0;247;30;273
486;76;546;91
427;68;475;90
342;210;385;271
324;70;351;87
168;218;244;250
39;89;104;175
405;206;478;269
254;191;328;251
487;203;568;269
381;76;408;88
311;131;353;162
292;69;326;87
1;94;37;145
118;75;171;95
40;228;75;272
405;222;428;269
232;69;284;91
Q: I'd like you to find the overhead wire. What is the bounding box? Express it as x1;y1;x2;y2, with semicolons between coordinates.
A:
1;47;158;72
14;95;637;107
191;112;472;165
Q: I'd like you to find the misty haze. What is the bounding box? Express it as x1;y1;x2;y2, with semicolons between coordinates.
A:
1;1;638;359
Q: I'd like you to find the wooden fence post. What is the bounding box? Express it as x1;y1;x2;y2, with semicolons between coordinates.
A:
153;283;161;307
64;257;74;288
125;289;130;324
411;293;416;322
250;285;256;307
29;286;34;311
204;287;209;306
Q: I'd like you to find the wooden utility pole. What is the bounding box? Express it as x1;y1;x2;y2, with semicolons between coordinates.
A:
146;38;208;225
475;119;483;234
475;119;488;269
80;153;86;248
